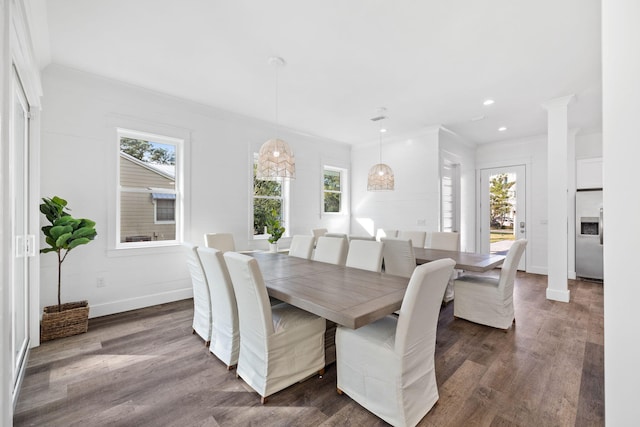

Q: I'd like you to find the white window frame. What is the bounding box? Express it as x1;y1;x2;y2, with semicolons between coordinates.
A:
440;159;460;233
251;153;290;240
322;165;348;215
116;128;184;249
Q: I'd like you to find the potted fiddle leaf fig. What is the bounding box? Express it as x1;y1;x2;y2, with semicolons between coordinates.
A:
39;196;97;341
265;209;285;252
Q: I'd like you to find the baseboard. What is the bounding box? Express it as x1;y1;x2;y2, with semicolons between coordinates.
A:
526;265;547;275
546;287;570;303
88;287;193;318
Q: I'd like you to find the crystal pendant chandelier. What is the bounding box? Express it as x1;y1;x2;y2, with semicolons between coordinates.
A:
257;57;295;180
367;109;394;191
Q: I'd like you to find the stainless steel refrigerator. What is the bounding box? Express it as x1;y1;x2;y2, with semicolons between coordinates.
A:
575;189;603;280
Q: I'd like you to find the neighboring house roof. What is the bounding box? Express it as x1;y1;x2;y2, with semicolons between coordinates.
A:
120;151;175;180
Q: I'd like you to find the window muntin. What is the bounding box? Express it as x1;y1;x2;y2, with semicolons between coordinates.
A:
253;154;289;239
323;166;345;213
117;129;182;247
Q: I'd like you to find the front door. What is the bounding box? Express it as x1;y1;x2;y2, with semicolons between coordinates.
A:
479;165;526;270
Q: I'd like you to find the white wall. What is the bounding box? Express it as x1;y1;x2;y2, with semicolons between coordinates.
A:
476;131;602;275
350;127;475;248
40;64;350;318
351;128;440;237
602;0;640;423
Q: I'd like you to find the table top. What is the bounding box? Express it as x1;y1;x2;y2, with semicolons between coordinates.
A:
413;247;505;272
250;252;409;329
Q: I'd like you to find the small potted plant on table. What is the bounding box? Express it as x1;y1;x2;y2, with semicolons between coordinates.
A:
265;209;285;252
39;196;97;341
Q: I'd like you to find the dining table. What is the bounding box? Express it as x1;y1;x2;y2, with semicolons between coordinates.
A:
414;247;505;272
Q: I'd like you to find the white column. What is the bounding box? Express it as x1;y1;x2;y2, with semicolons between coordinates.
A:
543;95;573;302
603;0;640;424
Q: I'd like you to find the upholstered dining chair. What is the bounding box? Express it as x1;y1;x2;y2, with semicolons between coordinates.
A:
345;240;384;273
183;243;212;346
336;258;456;427
453;239;528;330
348;234;376;242
313;236;348;266
203;232;236;252
197;247;239;369
397;230;427;248
426;231;461;303
288;235;315;259
381;237;416;278
376;228;398;241
311;228;328;247
223;252;326;404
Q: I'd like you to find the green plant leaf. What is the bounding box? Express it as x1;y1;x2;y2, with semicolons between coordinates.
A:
55;232;73;248
51;196;68;208
50;225;73;241
72;227;97;239
67;237;91;250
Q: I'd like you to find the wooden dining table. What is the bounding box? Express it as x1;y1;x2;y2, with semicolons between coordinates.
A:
414;247;505;272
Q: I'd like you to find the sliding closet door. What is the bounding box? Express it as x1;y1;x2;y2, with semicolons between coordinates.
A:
10;65;32;403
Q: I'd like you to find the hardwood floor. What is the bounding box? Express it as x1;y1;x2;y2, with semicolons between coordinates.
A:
14;272;604;426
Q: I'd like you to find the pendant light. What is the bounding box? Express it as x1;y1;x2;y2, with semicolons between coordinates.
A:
257;56;296;180
367;109;394;191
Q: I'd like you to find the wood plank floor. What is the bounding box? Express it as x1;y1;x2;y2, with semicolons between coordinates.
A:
14;272;604;426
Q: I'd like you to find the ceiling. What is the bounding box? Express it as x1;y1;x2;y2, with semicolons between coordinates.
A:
32;0;602;145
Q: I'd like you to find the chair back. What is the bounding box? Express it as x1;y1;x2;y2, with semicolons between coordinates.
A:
288;235;315;259
203;233;236;252
346;240;384;272
376;228;398;241
183;243;211;339
325;232;348;240
197;247;239;362
311;228;328;246
313;236;348;265
395;258;455;357
381;237;416;278
224;252;275;347
426;231;460;251
397;230;427;248
497;239;528;295
348;234;376;242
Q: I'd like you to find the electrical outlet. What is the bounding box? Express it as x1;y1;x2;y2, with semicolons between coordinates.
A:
417;219;426;226
96;277;106;288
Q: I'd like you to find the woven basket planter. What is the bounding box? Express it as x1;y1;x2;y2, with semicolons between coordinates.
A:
40;300;90;342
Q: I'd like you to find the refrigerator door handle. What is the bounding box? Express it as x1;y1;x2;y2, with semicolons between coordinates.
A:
599;207;604;245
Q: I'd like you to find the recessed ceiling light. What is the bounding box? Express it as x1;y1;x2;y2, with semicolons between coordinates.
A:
483;99;495;106
379;128;387;133
498;126;507;132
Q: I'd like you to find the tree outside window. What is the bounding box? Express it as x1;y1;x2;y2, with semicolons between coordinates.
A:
253;161;287;236
489;173;515;229
323;167;343;213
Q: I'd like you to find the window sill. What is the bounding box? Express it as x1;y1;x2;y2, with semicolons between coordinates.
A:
108;241;183;257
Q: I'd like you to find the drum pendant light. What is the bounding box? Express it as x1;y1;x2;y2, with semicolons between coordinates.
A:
257;57;295;180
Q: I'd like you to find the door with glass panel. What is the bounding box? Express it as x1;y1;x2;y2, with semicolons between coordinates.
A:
480;165;526;270
10;66;33;402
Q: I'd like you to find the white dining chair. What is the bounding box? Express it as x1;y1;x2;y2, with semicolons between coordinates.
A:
348;234;376;242
336;258;456;427
288;235;315;259
381;237;416;278
397;230;427;248
454;239;528;330
203;233;236;252
345;240;384;273
313;236;348;266
375;228;398;242
426;231;461;303
183;243;212;346
223;252;326;404
311;228;328;247
197;247;239;369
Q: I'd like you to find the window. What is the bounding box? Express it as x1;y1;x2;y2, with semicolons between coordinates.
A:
253;154;289;239
117;129;182;247
440;162;460;232
323;166;346;213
